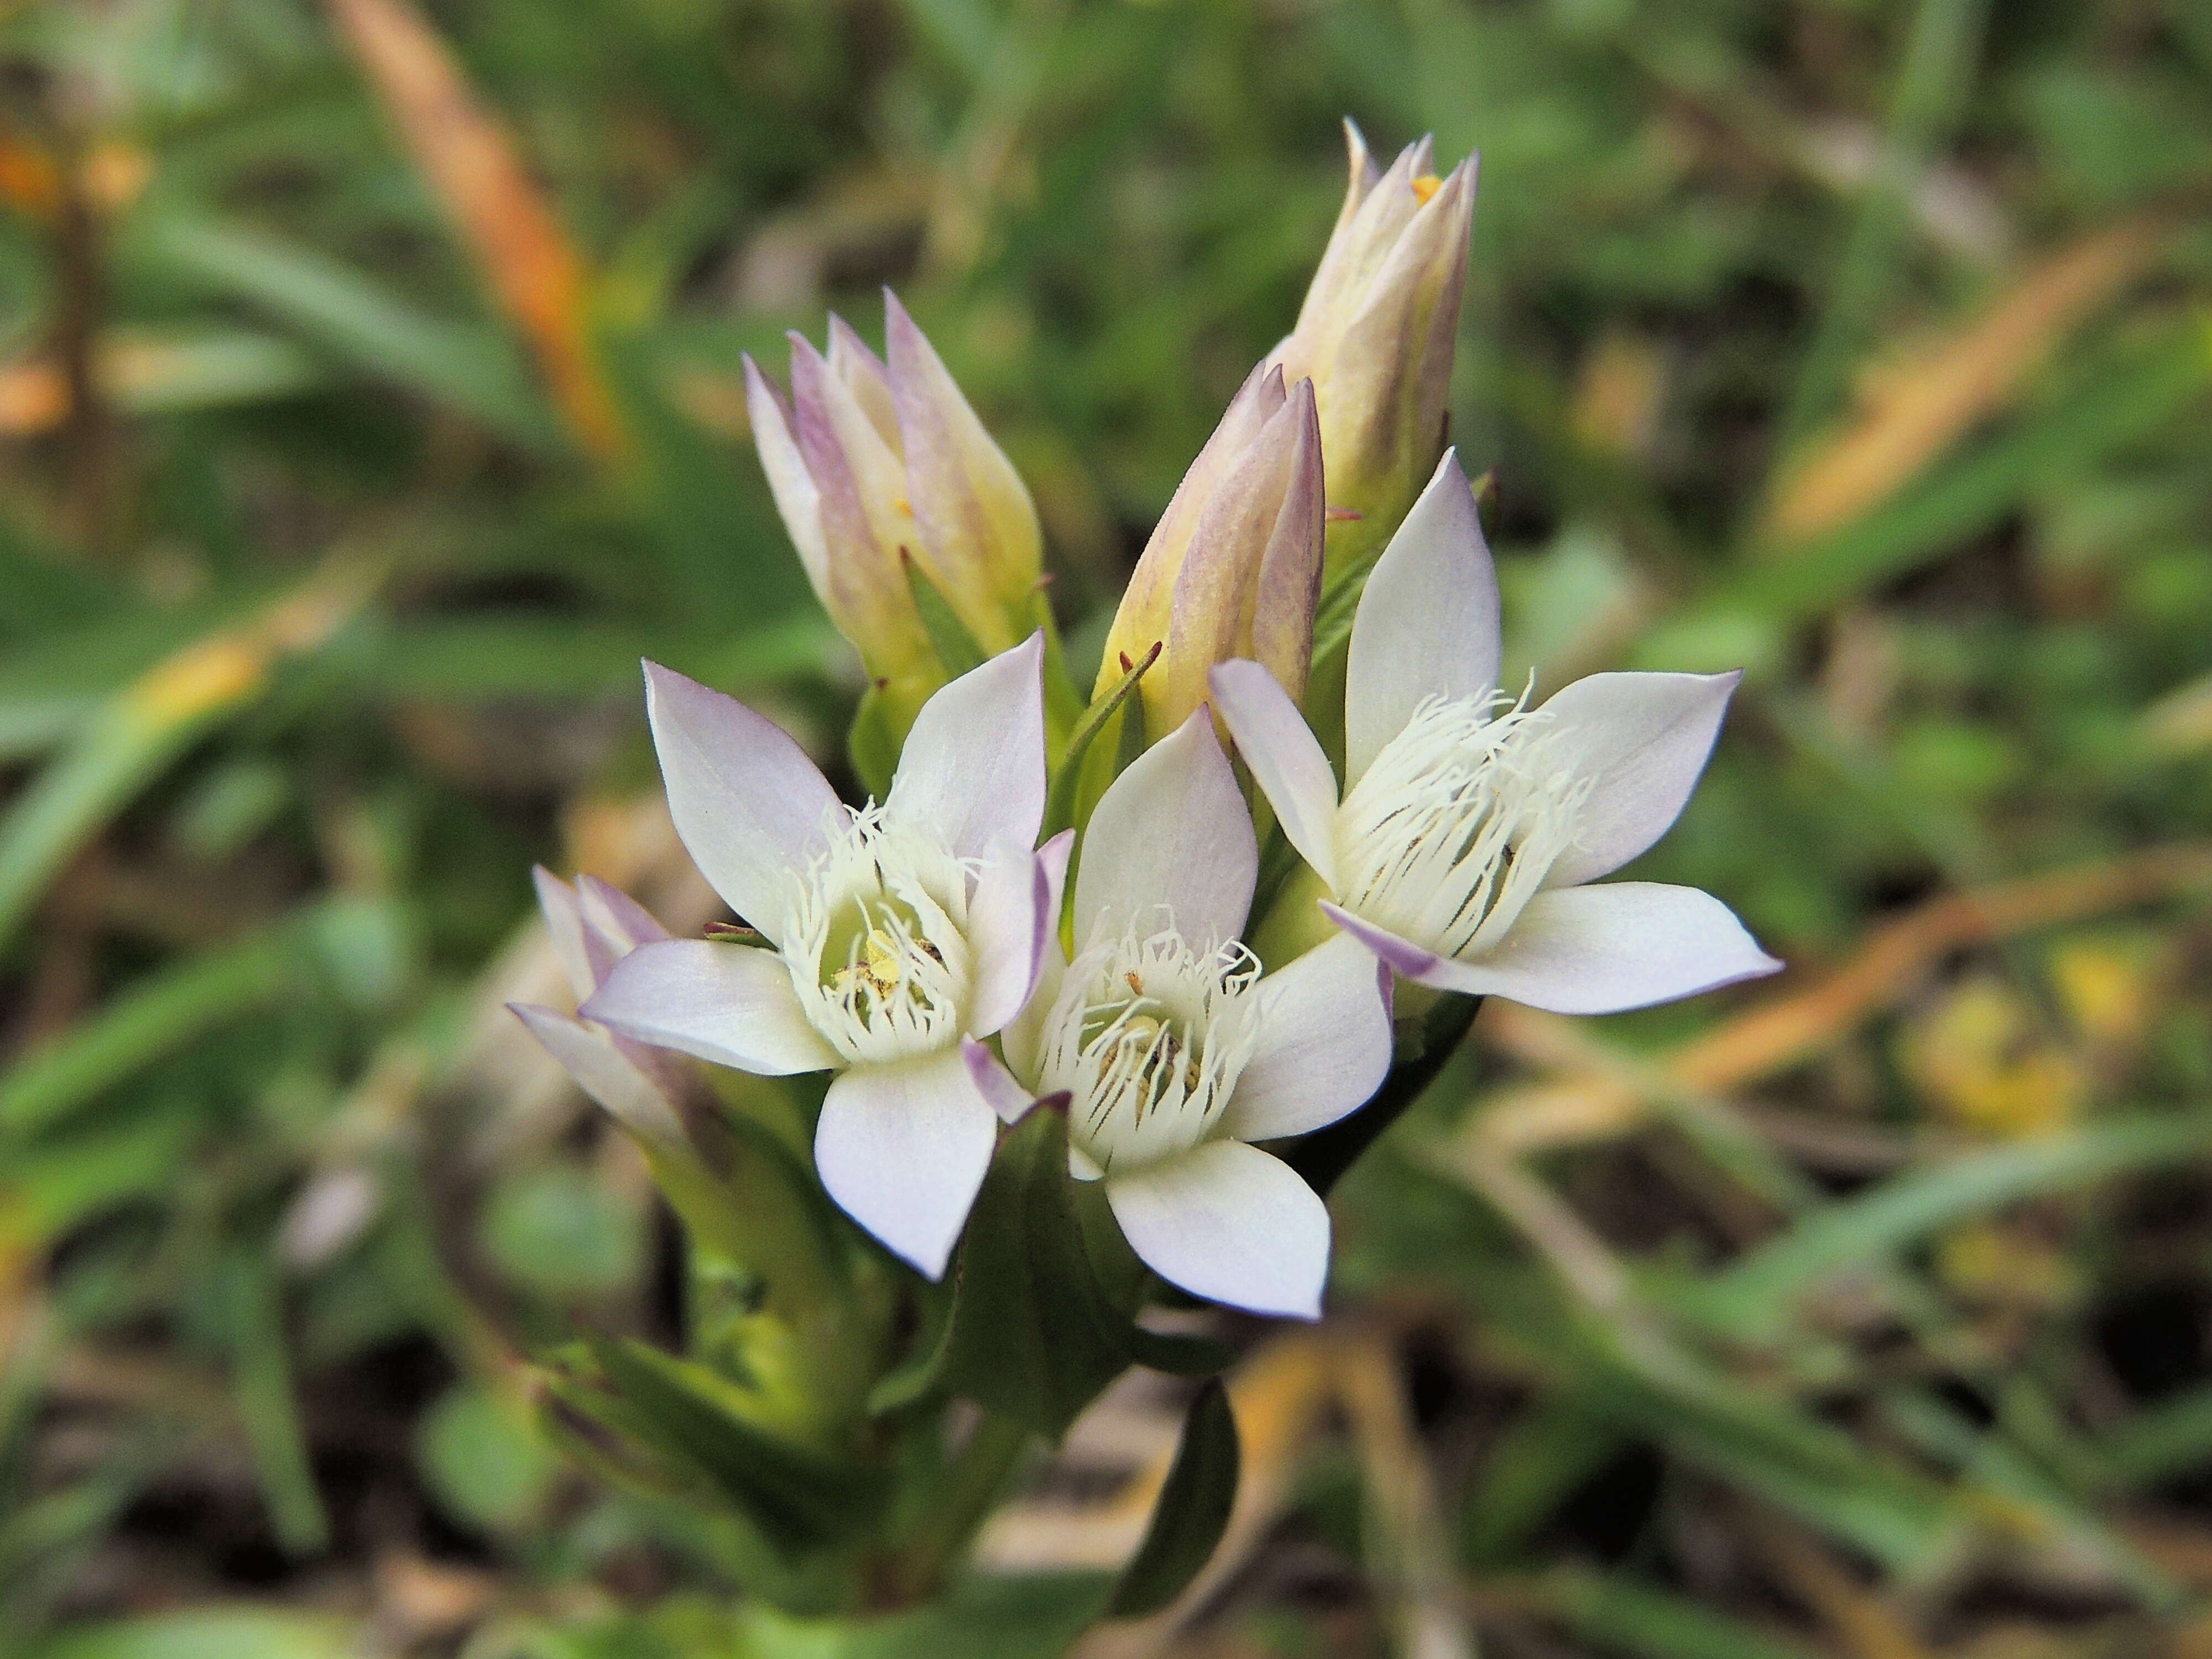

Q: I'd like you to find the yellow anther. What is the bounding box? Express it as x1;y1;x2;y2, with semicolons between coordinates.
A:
1412;173;1442;205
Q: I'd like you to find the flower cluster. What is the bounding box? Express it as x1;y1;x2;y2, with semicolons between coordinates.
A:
516;124;1779;1333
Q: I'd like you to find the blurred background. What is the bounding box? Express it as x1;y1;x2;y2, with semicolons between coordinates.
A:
3;0;2212;1654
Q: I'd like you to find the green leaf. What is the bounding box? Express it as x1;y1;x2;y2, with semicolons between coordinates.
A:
1686;1113;2212;1334
936;1109;1141;1437
1042;640;1158;841
22;1611;358;1659
126;212;560;451
418;1383;561;1531
1106;1379;1239;1618
1540;1568;1822;1659
586;1337;887;1554
0;926;298;1136
740;1571;1113;1659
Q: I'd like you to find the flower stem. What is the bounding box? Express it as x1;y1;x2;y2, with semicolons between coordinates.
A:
893;1411;1034;1602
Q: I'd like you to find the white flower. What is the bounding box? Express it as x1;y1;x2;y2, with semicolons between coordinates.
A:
582;635;1065;1279
510;868;688;1151
969;711;1394;1321
1212;451;1782;1014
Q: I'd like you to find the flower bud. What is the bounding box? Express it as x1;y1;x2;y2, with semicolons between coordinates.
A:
745;295;1044;719
1269;121;1475;583
1096;365;1323;735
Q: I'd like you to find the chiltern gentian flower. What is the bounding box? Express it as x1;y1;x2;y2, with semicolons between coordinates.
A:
747;295;1044;724
971;710;1392;1321
1095;364;1324;736
1268;123;1474;583
582;636;1065;1279
510;869;688;1151
1212;451;1782;1014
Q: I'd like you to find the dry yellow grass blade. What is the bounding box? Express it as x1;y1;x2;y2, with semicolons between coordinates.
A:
1479;843;2212;1152
1762;216;2167;545
322;0;628;469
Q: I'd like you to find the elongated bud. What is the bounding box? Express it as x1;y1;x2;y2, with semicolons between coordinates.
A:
1097;366;1324;734
1270;121;1475;583
744;299;1044;725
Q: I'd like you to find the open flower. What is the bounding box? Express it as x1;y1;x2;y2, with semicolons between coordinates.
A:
970;711;1392;1320
1212;451;1781;1014
1269;122;1475;581
1095;364;1324;735
747;295;1044;720
510;869;689;1151
582;636;1064;1278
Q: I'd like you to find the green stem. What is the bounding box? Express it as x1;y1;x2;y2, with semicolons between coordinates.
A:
895;1412;1033;1601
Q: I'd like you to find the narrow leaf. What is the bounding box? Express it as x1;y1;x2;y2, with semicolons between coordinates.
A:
1106;1379;1240;1618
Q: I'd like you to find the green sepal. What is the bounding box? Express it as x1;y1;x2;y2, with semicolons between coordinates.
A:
1042;640;1157;842
938;1108;1218;1436
1105;1379;1240;1618
1283;990;1480;1196
580;1334;889;1556
848;682;902;801
902;551;988;678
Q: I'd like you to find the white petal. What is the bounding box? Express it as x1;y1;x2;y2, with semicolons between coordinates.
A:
965;848;1050;1038
998;934;1064;1085
885;633;1047;859
1345;450;1501;787
582;939;839;1074
532;867;593;1003
1536;670;1742;889
992;831;1073;1082
1074;709;1256;948
815;1048;1000;1278
511;1004;687;1149
1393;883;1782;1014
643;662;840;947
1209;659;1340;889
962;1036;1038;1125
1223;933;1393;1142
1105;1141;1332;1319
743;354;830;594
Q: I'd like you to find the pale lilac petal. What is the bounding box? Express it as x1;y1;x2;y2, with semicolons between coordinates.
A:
962;1036;1037;1125
1345;450;1501;787
583;938;839;1075
966;849;1050;1038
1209;659;1340;888
532;867;593;1003
825;312;898;450
884;291;1042;617
1222;933;1393;1142
577;875;669;958
1321;901;1447;982
643;661;840;946
1536;671;1743;889
742;354;829;594
1074;709;1257;949
886;633;1047;859
1383;883;1782;1014
512;1004;687;1149
816;1048;1000;1278
1105;1141;1332;1319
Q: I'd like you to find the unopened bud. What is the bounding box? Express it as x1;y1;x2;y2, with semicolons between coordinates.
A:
745;296;1043;727
1097;365;1323;734
1270;121;1475;583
